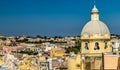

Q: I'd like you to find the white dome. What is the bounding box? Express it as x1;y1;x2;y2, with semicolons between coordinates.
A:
81;20;110;36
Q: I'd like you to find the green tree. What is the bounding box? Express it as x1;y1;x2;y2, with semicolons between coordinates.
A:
65;46;80;54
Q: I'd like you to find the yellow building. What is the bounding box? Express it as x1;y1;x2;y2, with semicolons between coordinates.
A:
0;59;3;66
68;54;82;70
50;47;68;58
19;57;38;70
81;5;112;54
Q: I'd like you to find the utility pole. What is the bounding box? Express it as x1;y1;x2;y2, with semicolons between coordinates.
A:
101;53;104;70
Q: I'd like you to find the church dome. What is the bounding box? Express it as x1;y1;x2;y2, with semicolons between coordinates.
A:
81;21;110;36
81;5;110;36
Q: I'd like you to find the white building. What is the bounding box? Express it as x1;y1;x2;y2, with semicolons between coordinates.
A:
111;38;120;54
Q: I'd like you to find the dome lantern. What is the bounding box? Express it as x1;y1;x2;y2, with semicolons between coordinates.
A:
91;5;99;21
92;5;99;13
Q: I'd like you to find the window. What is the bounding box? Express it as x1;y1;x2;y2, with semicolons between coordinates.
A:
94;42;100;50
112;42;114;45
118;47;120;51
76;64;80;67
85;42;89;50
104;41;108;49
25;62;28;65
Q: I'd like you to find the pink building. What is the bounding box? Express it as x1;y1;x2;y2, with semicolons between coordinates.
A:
52;60;67;70
2;46;23;52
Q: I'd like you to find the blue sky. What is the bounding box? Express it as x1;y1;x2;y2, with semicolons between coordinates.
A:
0;0;120;36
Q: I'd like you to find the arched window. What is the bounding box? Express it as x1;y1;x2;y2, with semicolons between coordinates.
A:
104;41;108;49
94;42;100;50
85;42;89;50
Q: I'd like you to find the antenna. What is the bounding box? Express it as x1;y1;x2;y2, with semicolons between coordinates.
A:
93;0;96;8
94;0;96;5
